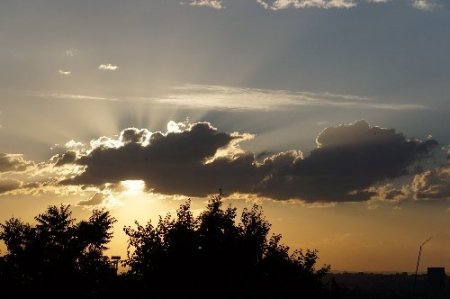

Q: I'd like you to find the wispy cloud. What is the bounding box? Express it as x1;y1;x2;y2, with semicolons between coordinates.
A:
189;0;224;9
367;0;390;3
58;70;71;76
44;93;117;102
98;64;119;71
257;0;440;11
257;0;357;10
36;84;429;111
156;84;430;111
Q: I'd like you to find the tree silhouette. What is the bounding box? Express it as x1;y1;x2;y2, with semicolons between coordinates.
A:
0;205;116;298
124;195;330;298
0;198;333;298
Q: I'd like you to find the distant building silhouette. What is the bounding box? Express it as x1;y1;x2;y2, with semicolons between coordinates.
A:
427;267;447;299
110;256;121;273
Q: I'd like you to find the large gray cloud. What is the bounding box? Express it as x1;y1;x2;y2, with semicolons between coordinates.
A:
59;121;439;202
258;120;438;201
61;122;262;196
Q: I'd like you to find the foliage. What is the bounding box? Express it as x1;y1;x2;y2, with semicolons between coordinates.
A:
0;197;332;298
0;205;116;298
124;195;330;297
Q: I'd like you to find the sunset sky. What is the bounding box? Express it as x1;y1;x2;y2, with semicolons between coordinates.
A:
1;0;449;272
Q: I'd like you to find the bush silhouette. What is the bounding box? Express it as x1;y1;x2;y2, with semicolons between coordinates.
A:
124;195;330;298
0;205;116;298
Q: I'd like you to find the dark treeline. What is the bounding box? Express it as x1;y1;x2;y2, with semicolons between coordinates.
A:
0;195;374;298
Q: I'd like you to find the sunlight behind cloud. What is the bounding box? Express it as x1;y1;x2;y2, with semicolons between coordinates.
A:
167;120;185;133
120;180;146;195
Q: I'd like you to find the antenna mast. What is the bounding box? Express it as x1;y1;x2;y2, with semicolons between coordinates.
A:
412;236;432;296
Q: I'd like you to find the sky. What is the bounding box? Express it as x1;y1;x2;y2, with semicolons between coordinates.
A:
0;0;449;272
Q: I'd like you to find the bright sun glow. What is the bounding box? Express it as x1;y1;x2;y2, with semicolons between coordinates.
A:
120;180;146;195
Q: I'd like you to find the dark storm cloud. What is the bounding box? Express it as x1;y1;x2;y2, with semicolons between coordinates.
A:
61;123;262;197
0;153;34;172
60;121;440;202
257;120;438;202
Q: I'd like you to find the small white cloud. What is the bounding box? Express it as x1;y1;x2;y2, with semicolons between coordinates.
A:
58;70;71;76
189;0;224;9
257;0;270;9
65;48;78;57
98;64;119;71
412;0;437;11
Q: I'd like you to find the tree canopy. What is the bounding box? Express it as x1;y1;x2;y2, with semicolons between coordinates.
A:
123;195;330;298
0;197;331;298
0;205;116;298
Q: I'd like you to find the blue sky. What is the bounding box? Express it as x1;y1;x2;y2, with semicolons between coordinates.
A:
1;0;450;156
